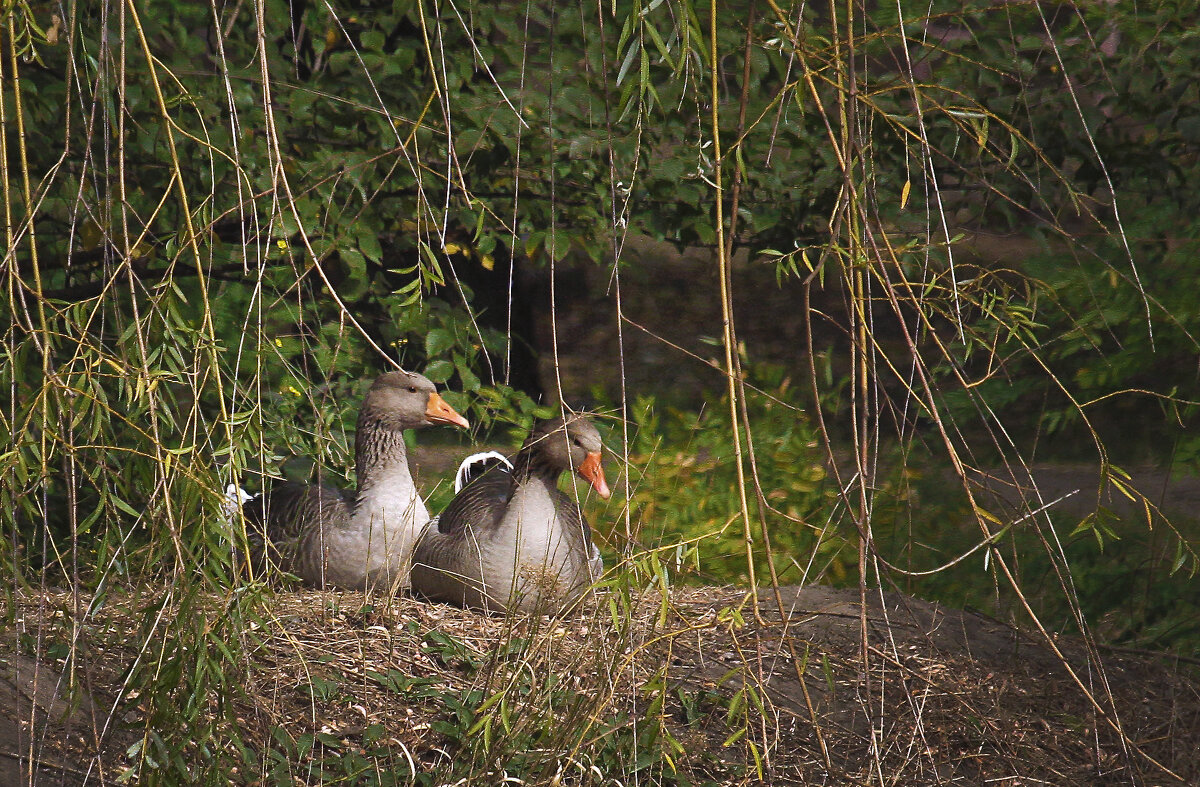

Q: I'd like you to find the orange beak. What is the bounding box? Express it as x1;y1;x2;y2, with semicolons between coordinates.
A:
578;451;611;499
425;392;470;429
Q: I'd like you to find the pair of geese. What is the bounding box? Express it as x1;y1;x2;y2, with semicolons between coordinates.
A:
237;370;610;614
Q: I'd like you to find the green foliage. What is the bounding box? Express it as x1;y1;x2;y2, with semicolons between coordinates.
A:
903;0;1200;466
120;588;270;784
259;724;417;787
626;370;849;587
868;455;1200;656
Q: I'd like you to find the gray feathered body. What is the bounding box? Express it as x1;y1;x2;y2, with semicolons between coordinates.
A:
245;480;352;585
412;424;604;613
240;372;458;590
243;428;430;589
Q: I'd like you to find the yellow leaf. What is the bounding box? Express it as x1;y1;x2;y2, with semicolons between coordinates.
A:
900;179;911;210
481;254;495;271
46;14;62;45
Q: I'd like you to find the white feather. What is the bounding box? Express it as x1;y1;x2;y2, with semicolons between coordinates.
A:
454;450;513;492
222;483;255;522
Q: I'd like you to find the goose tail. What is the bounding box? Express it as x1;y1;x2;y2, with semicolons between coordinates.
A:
222;483;257;523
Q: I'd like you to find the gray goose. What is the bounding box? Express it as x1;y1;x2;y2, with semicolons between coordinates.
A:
242;371;469;590
411;414;610;613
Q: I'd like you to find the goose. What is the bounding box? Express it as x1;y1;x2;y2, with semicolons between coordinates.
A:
411;414;611;613
240;370;469;590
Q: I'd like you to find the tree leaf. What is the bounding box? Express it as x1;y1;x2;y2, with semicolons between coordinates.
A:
425;328;455;358
424;360;454;383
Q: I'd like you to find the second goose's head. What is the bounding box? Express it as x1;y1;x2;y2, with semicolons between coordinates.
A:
527;414;611;499
361;371;470;432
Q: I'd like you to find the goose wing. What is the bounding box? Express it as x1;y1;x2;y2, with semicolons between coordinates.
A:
242;480;353;572
436;465;516;536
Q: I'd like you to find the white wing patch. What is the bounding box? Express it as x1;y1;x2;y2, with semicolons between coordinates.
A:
454;450;514;492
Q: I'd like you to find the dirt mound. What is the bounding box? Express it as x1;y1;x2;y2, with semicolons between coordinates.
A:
2;584;1197;785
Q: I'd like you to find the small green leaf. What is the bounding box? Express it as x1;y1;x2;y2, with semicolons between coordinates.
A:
441;390;468;413
357;229;383;263
455;361;480;391
425;328;455;358
424;360;454;383
360;31;385;51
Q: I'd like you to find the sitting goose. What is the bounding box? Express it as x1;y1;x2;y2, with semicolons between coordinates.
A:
242;370;469;591
411;414;611;613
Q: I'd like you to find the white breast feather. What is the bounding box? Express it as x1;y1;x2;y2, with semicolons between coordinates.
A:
328;467;429;589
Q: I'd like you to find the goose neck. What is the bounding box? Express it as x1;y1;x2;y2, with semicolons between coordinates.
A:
511;448;561;487
354;416;413;493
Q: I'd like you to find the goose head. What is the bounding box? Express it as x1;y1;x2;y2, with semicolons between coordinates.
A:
527;414;611;499
361;370;470;431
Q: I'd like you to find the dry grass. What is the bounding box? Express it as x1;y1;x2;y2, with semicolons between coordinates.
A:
3;582;1198;785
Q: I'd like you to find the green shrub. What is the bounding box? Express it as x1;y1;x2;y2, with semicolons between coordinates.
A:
626;369;849;587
